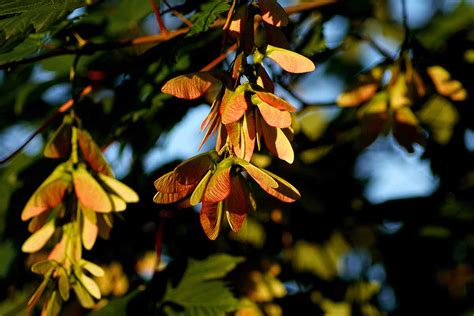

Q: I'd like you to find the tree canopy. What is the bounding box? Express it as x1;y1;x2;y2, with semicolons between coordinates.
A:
0;0;473;315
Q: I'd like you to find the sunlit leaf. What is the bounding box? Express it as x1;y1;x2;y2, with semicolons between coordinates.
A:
22;219;55;253
234;158;278;190
81;260;105;277
203;159;233;203
77;272;101;300
77;129;113;176
255;92;296;112
73;165;112;212
98;174;139;203
258;0;288;27
262;169;301;202
389;72;411;110
200;201;223;240
242;112;256;161
337;83;379;107
190;170;213;206
261;121;294;163
225;176;249;232
256;101;292;128
266;45;315;73
82;208;98;250
221;86;248;124
22;163;71;221
427;66;467;101
174;151;216;185
161;72;217;100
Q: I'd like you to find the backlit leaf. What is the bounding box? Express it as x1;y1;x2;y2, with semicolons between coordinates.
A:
81;260;105;277
161;72;217;100
190;170;213;206
234;158;278;190
175;151;216;185
258;0;288;27
73;165;112;212
256;101;292;128
261;121;294;163
200;201;223;240
255;92;296;112
82;208;98;250
225;176;249;232
78;273;101;300
242;112;256;161
77;129;113;176
262;169;301;202
266;45;315;73
203;159;233;203
389;73;411;110
427;66;467;101
98;174;139;203
22;219;55;253
221;87;248;124
22;163;71;221
337;84;378;107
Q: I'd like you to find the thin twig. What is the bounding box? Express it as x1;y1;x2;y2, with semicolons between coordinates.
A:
0;86;93;165
200;43;238;72
150;0;170;36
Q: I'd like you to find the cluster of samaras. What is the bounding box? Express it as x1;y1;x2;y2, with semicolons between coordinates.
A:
21;116;138;313
337;52;467;152
154;0;315;239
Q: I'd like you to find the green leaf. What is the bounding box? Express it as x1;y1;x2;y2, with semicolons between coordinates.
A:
188;0;230;36
162;254;243;315
0;0;84;49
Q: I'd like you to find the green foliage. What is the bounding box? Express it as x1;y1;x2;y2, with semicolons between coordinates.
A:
0;0;83;51
188;0;230;36
162;254;243;315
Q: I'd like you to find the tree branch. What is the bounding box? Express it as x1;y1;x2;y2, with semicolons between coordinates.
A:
0;1;337;69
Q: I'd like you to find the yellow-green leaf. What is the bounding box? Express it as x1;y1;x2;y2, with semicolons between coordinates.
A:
98;174;139;203
190;170;213;206
22;219;55;253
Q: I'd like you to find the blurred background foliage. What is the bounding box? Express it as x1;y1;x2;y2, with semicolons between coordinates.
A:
0;0;473;315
